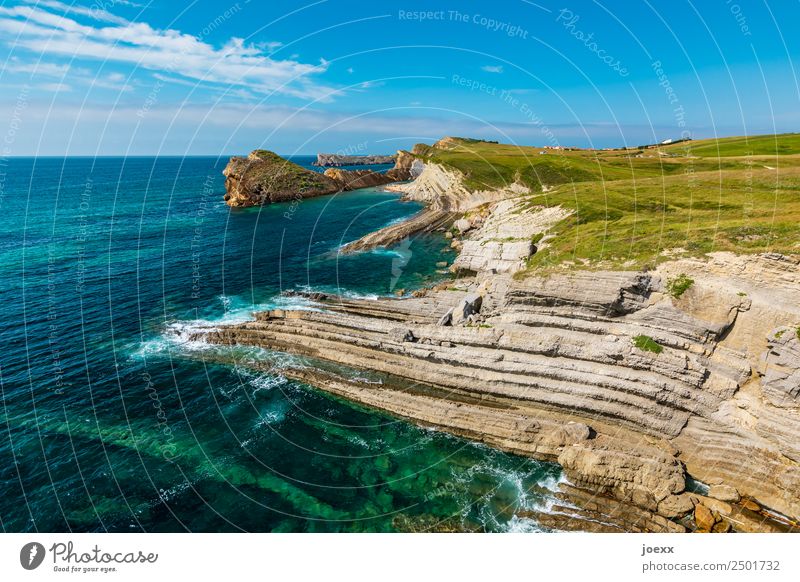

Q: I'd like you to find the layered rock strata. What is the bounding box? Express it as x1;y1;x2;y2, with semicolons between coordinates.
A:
341;162;535;253
189;253;800;532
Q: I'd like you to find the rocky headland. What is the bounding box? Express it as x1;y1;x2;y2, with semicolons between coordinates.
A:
314;153;397;166
207;136;800;532
223;150;341;208
223;149;418;208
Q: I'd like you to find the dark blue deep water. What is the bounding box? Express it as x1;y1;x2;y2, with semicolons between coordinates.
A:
0;156;560;532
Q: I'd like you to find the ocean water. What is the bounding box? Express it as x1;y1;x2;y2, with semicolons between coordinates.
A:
0;156;560;532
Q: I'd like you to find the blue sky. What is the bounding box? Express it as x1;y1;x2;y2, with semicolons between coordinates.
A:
1;0;799;155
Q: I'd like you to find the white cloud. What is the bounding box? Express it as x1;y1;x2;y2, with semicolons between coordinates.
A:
14;100;634;141
4;56;132;92
4;58;70;76
257;41;283;54
152;72;256;100
23;0;131;25
0;4;336;100
481;65;504;74
38;82;71;92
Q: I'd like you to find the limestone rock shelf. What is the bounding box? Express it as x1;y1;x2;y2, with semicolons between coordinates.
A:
187;258;800;533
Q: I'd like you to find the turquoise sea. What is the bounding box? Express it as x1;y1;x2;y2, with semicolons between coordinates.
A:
0;156;561;532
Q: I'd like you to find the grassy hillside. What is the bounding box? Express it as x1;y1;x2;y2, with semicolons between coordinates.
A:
661;133;800;157
412;135;800;271
415;136;799;192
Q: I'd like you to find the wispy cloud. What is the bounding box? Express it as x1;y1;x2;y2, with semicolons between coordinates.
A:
23;100;644;141
481;65;504;74
4;58;70;77
38;82;71;92
0;2;337;100
4;56;133;92
24;0;131;25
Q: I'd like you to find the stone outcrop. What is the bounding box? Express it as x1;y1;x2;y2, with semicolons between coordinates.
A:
761;326;800;406
339;209;456;253
223;150;340;207
343;160;546;254
323;168;397;190
322;150;418;192
223;149;419;208
437;292;482;326
451;201;570;275
391;149;424;180
314;153;396;166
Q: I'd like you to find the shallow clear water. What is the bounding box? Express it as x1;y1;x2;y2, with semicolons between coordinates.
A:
0;156;560;532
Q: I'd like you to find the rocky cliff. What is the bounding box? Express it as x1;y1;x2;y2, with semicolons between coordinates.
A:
340;155;534;253
314;153;396;166
223;150;340;207
321;149;418;191
223;149;418;208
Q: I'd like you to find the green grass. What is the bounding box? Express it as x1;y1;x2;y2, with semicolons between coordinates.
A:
523;166;800;271
661;133;800;157
411;135;800;273
246;150;336;193
667;274;694;298
632;335;663;354
414;136;800;193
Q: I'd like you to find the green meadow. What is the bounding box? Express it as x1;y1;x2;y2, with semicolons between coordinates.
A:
415;135;800;272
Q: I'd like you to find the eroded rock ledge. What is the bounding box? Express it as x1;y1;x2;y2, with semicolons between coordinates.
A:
188;252;800;533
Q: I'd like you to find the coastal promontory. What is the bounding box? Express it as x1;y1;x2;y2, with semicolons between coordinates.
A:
314;152;396;166
222;150;341;208
222;149;418;208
